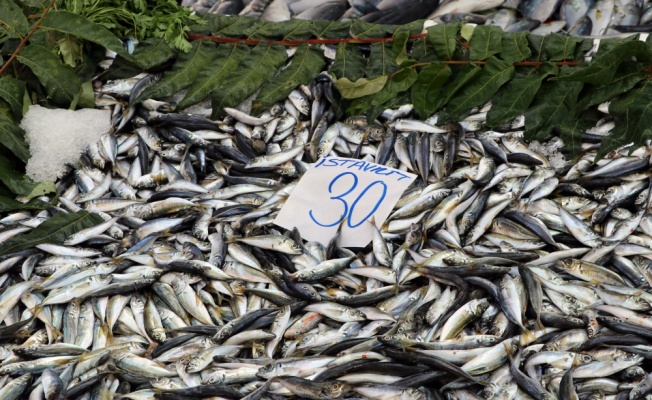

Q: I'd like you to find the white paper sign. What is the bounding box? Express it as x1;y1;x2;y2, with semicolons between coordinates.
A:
274;156;417;247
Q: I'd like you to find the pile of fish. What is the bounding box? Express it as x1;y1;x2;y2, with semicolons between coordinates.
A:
4;69;652;400
181;0;652;36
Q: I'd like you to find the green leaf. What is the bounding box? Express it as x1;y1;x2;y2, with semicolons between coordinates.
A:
558;110;600;157
412;36;435;62
177;43;247;110
40;11;131;59
283;20;320;41
254;43;326;109
525;80;584;140
22;86;30;117
428;22;460;60
57;35;83;67
392;29;411;65
334;76;388;99
553;40;652;85
17;0;47;8
0;112;29;163
213;16;264;38
78;80;95;109
211;43;288;118
438;64;482;111
329;42;367;82
202;15;241;35
311;20;352;39
101;55;142;80
500;32;531;64
131;38;176;70
460;24;475;42
364;92;411;124
24;181;55;199
487;79;542;128
17;45;81;107
411;62;452;118
527;35;549;62
366;42;400;79
347;68;417;115
447;57;514;118
545;34;583;61
0;76;25;120
0;0;28;42
577;61;645;110
598;81;652;158
246;19;299;40
469;25;502;61
0;196;49;213
350;21;396;38
249;19;313;40
0;154;45;196
136;39;214;104
370;68;417;106
0;210;104;256
487;64;556;127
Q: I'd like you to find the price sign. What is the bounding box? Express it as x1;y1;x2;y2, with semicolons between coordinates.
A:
274;156;417;247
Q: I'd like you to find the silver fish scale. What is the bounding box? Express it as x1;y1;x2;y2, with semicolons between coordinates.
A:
186;0;652;37
2;73;652;399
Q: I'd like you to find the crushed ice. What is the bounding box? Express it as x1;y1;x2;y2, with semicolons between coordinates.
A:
21;105;111;182
528;137;566;170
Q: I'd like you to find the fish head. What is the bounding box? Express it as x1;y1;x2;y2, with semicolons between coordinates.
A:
574;353;593;366
186;358;201;374
151;328;166;343
287;240;303;254
204;370;226;384
256;363;277;379
150;377;173;389
620;354;644;364
345;308;367;321
323;381;351;398
364;126;383;142
130;296;145;311
480;336;499;347
623;366;645;379
556;259;574;272
295;333;312;349
97;274;113;284
170;278;186;294
112;352;129;362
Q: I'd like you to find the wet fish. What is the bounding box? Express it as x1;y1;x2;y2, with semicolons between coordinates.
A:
4;43;652;400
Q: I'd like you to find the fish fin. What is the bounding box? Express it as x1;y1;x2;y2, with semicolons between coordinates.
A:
536;318;546;333
195;203;213;213
30;305;63;341
522;326;537;343
28;304;44;317
502;341;515;357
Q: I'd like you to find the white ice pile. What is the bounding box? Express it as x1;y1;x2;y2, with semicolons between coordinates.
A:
21;105;111;182
528;137;566;170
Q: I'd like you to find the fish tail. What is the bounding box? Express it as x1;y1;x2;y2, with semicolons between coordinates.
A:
502;341;514;357
522;326;537;343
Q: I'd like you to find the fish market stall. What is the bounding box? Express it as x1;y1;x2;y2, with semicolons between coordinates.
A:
2;0;652;399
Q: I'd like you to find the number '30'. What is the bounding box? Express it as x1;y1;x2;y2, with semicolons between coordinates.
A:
308;172;388;229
